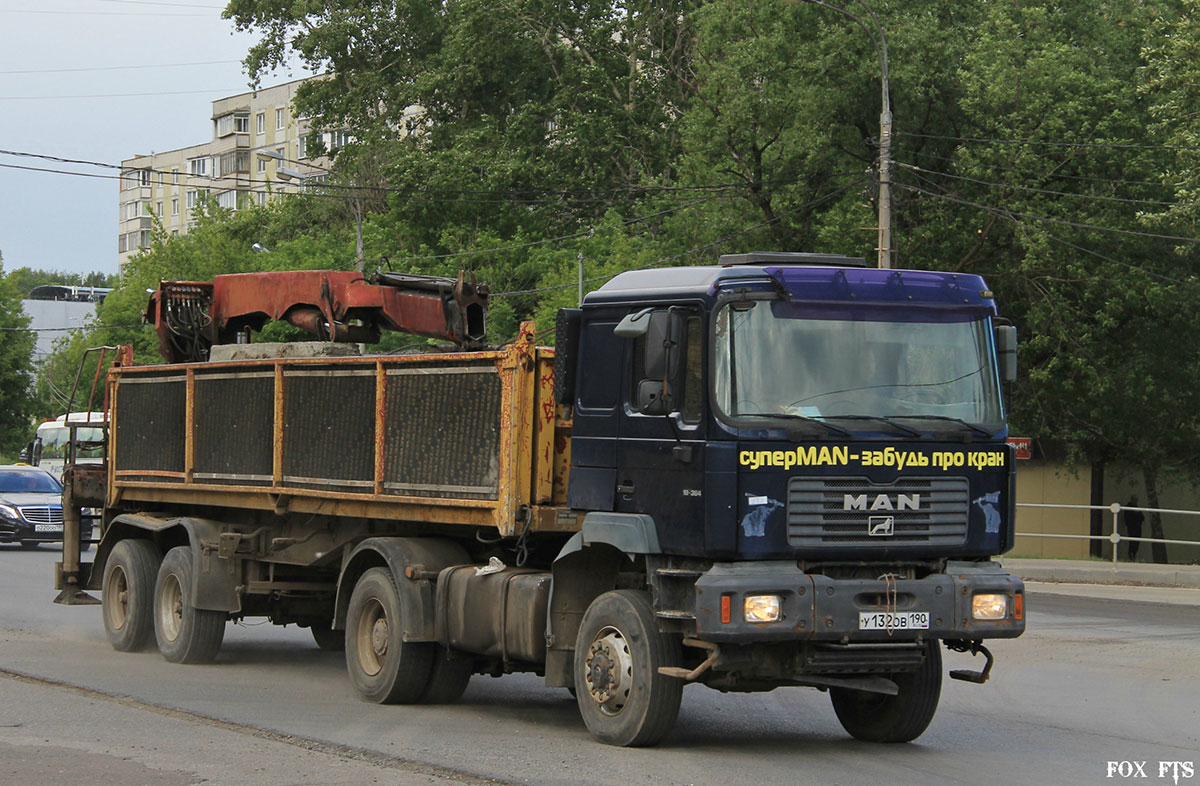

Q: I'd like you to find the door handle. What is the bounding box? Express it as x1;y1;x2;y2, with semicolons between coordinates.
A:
617;481;636;496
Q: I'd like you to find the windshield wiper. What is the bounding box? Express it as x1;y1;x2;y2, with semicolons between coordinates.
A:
737;412;852;437
817;415;922;437
884;414;993;438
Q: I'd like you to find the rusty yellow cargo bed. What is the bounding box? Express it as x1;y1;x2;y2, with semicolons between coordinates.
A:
106;325;574;536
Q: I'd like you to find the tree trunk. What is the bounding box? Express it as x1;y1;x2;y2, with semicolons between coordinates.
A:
1142;466;1169;564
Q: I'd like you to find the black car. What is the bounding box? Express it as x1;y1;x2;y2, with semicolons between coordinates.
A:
0;465;90;550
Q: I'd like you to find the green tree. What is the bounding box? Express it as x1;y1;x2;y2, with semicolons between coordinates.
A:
0;259;38;457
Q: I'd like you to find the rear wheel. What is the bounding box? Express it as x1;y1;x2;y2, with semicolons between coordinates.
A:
830;639;943;743
574;589;683;747
345;567;434;704
102;539;161;652
154;546;226;664
419;646;473;704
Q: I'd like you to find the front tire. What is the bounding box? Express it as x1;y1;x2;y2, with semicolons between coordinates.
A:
310;625;345;651
102;539;162;652
345;567;434;704
154;546;226;664
830;639;943;743
574;590;683;747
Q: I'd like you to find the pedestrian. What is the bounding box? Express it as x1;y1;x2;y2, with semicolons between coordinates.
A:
1123;496;1145;561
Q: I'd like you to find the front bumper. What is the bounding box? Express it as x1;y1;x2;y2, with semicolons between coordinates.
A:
693;560;1024;642
0;516;91;545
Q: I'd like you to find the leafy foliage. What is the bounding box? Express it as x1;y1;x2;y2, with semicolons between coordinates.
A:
33;0;1200;514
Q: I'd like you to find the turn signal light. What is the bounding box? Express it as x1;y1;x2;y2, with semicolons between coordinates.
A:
1014;592;1024;621
720;594;731;624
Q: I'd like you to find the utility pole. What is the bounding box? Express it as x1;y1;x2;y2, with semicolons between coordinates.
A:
791;0;893;268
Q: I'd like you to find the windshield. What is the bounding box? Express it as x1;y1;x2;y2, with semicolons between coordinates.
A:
38;426;106;459
713;299;1004;431
0;469;62;494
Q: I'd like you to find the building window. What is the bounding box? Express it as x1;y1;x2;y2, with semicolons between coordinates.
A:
276;107;285;130
218;150;249;177
257;112;265;135
216;189;242;210
140;169;151;186
216;112;250;136
258;191;267;205
172;199;179;216
139;230;151;249
186;189;209;209
156;201;163;216
297;134;307;159
188;157;208;177
257;156;267;173
172;169;180;185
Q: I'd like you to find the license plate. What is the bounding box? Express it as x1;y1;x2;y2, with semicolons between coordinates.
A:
859;611;930;630
34;524;63;533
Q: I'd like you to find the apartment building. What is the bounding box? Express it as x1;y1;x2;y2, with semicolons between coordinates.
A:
117;78;334;269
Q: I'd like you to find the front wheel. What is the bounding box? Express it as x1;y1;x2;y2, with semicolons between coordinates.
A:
574;590;683;747
154;546;226;664
345;567;434;704
830;639;943;743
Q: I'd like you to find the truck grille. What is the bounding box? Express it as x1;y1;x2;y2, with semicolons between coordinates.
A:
18;506;63;525
787;476;968;548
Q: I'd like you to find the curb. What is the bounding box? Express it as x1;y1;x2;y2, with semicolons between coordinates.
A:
1000;559;1200;590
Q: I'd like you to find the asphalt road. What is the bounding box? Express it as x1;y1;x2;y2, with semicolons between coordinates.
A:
1;544;1197;786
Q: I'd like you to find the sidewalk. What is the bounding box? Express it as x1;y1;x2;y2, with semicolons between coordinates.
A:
1000;557;1200;589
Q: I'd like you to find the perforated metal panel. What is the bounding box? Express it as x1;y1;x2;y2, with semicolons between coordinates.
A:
114;375;186;477
282;367;375;491
194;372;274;484
383;365;501;499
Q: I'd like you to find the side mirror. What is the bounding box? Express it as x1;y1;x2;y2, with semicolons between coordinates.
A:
636;379;669;415
995;325;1017;382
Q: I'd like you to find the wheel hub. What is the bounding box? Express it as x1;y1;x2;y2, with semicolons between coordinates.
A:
371;617;389;657
585;628;631;714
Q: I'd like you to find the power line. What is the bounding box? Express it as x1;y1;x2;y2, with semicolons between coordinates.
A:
0;147;848;202
0;88;245;101
897;148;1178;190
0;8;215;17
0;59;240;75
492;179;867;297
895;182;1200;244
895;161;1186;208
897;131;1200;153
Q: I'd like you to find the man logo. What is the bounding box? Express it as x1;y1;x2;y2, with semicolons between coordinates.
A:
868;516;895;537
843;493;920;511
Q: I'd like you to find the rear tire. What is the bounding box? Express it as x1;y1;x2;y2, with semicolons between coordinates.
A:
154;546;226;664
574;589;683;747
830;639;943;743
345;567;434;704
419;647;472;704
102;539;162;652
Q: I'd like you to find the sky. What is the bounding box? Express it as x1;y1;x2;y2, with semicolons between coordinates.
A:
0;0;309;278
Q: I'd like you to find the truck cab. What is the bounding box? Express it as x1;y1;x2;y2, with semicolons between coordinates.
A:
553;252;1024;743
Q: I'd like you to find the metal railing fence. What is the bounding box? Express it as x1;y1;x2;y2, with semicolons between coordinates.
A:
1016;502;1200;564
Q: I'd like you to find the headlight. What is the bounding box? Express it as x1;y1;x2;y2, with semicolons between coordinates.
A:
972;593;1009;620
744;594;782;623
0;503;20;521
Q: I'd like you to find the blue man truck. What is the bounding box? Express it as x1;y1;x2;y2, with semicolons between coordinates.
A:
58;254;1024;747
